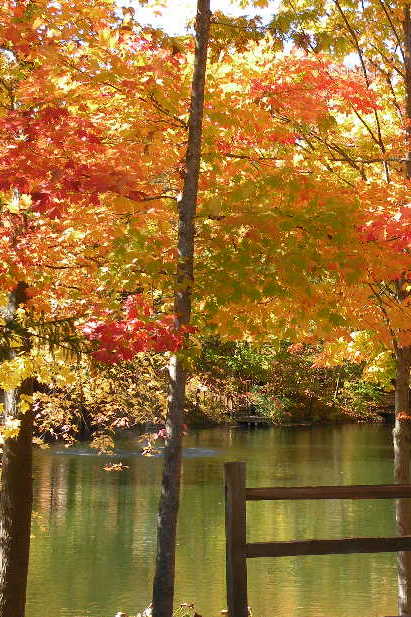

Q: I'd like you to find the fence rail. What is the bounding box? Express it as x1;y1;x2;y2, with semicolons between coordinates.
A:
246;484;411;500
224;461;411;617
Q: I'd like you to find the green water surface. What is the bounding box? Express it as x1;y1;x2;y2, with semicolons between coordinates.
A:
27;424;399;617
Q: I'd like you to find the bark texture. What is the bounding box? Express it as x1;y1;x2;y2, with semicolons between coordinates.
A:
0;283;33;617
394;346;411;616
0;387;34;617
151;3;210;617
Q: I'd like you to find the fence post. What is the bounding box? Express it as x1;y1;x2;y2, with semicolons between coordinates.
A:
225;461;248;617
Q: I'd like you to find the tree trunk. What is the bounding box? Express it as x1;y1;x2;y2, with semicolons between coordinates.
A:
394;346;411;616
0;385;34;617
152;355;185;617
151;3;210;617
396;6;411;614
0;282;33;617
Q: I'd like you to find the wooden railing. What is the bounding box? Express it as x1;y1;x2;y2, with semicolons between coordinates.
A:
224;461;411;617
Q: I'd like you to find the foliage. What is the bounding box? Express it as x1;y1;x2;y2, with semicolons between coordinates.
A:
187;338;385;424
249;389;293;423
314;331;396;389
82;295;192;363
340;379;385;421
31;337;389;434
196;337;276;382
32;354;168;443
0;0;410;439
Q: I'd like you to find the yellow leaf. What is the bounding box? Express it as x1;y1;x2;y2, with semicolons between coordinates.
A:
32;17;44;30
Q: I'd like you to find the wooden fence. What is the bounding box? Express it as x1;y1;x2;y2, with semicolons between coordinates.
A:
224;461;411;617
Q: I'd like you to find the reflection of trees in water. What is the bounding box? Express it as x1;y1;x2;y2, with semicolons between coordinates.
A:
29;451;161;616
28;426;397;617
245;425;395;617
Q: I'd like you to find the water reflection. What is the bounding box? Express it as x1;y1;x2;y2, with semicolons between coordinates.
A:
28;424;397;617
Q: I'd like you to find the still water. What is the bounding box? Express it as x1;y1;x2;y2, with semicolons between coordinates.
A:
27;424;400;617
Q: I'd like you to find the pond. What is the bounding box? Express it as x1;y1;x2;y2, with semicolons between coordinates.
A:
27;424;400;617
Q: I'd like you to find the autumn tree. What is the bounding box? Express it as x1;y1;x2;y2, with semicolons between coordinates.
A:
0;2;193;615
249;2;411;611
150;3;210;617
198;1;411;611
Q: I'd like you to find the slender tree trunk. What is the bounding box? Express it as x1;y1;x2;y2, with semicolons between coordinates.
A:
393;346;411;616
151;4;210;617
0;283;33;617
